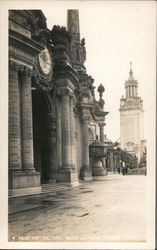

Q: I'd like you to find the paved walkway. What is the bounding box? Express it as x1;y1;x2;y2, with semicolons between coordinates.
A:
8;174;146;242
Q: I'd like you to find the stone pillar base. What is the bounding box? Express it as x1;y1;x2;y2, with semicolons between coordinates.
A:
9;170;41;197
92;160;107;179
56;169;79;187
80;167;92;181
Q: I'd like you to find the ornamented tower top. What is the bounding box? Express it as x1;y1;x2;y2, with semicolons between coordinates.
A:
120;62;143;111
125;62;138;98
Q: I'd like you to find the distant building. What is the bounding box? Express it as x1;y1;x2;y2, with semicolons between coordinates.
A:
119;63;146;163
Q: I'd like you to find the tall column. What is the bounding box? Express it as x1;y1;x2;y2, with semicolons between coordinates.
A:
47;112;56;182
69;95;76;170
67;10;80;33
9;61;22;171
21;67;35;171
99;122;107;173
61;89;71;169
99;123;105;143
80;110;92;181
132;86;134;97
110;150;114;172
130;86;132;97
56;94;62;170
9;64;41;196
83;117;89;168
56;88;78;185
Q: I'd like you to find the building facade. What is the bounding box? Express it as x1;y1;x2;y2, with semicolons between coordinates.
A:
119;63;146;163
9;10;108;196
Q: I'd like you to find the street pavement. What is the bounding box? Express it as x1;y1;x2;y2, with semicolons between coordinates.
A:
8;174;146;242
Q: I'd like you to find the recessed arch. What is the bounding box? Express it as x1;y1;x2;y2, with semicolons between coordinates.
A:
88;126;95;143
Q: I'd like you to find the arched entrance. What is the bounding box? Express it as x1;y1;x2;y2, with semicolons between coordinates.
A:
88;127;95;144
32;87;56;183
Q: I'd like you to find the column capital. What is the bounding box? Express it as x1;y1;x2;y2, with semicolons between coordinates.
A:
57;87;73;97
23;66;33;78
81;110;91;122
9;60;18;72
99;122;106;127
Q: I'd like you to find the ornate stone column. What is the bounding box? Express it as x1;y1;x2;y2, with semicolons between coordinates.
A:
56;93;62;170
47;112;56;182
9;61;22;171
51;25;79;185
17;66;41;194
61;89;71;169
69;95;76;170
110;150;114;172
80;109;92;181
99;122;107;173
56;88;78;186
99;123;105;143
9;64;41;196
21;67;35;171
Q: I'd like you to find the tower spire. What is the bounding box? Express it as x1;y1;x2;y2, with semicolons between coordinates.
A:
129;61;134;80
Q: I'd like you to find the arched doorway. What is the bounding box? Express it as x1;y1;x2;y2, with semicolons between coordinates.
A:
32;87;56;183
88;127;95;145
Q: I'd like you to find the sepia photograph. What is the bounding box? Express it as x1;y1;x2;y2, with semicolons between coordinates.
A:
0;0;156;249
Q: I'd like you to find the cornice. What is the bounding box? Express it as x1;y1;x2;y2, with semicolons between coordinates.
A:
9;29;44;55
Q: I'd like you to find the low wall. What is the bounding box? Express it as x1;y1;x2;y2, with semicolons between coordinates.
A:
128;168;146;175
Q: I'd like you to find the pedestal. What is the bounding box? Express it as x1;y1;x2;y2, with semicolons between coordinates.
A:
92;159;107;180
80;167;92;181
56;169;79;187
9;170;41;197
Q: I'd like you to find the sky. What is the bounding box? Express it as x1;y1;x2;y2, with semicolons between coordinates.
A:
41;1;156;142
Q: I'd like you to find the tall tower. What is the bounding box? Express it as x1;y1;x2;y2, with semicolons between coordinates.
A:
67;10;80;34
67;10;86;72
119;63;145;161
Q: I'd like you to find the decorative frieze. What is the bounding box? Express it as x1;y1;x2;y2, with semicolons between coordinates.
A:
9;45;35;65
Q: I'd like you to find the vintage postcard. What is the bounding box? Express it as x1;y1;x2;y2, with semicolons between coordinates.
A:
0;0;156;249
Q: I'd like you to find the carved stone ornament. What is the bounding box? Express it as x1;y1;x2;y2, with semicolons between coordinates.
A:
70;36;86;65
23;66;33;77
89;136;106;159
81;110;91;122
27;11;47;39
51;25;71;46
75;72;95;104
38;47;52;75
98;84;105;98
79;38;86;64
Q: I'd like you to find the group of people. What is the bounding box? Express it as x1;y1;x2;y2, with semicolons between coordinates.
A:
117;161;128;175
